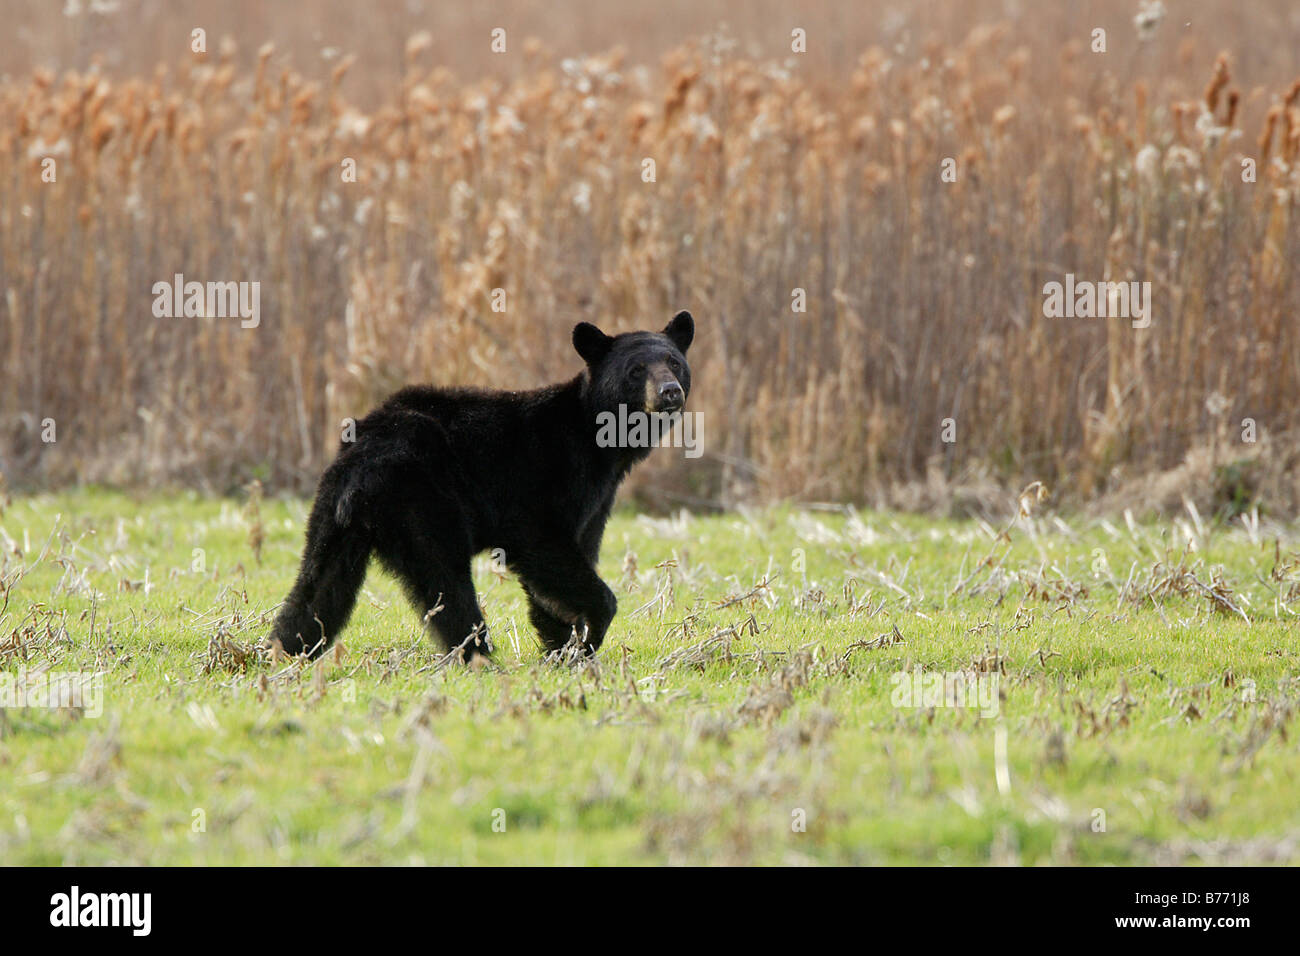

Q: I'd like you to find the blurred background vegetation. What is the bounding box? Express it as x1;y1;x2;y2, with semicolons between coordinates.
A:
2;0;1299;517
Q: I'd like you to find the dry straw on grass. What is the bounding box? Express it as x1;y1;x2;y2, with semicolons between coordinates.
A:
2;1;1299;513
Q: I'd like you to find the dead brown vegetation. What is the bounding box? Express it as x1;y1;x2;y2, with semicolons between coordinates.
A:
2;1;1298;513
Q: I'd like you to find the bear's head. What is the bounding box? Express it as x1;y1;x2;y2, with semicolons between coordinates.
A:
573;311;694;421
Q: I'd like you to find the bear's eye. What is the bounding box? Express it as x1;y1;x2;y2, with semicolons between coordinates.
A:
667;357;682;373
627;363;646;380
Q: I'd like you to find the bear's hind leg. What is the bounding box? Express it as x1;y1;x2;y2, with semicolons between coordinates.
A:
378;545;489;660
269;510;371;658
372;506;490;660
421;572;490;660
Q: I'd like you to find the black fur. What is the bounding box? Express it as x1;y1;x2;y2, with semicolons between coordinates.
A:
268;310;695;661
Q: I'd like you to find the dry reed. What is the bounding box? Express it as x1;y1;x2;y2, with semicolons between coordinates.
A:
2;1;1298;513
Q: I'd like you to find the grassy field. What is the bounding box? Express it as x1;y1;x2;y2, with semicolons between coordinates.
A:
1;488;1298;865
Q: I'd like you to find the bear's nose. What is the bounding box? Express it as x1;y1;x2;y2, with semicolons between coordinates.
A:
658;381;684;410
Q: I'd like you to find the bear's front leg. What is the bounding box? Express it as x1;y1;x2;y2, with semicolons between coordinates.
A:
524;587;579;652
514;549;617;656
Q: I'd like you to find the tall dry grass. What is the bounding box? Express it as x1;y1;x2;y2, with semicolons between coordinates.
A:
2;1;1300;512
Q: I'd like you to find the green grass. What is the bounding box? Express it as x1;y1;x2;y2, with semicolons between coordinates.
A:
1;489;1298;865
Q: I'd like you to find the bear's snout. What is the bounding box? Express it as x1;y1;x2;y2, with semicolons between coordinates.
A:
657;380;684;412
643;363;687;413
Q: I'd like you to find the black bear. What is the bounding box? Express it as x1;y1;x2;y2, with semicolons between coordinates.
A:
267;310;695;661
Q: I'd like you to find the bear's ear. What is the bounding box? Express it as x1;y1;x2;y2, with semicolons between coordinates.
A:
573;322;614;365
663;310;694;353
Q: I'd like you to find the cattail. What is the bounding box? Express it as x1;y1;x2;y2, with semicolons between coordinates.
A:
1258;103;1281;164
662;66;698;128
1285;108;1300;163
254;42;273;105
1135;80;1148;143
405;32;433;62
330;53;356;92
1204;52;1229;115
89;114;114;153
291;84;317;126
1172;101;1188;144
140;117;160;155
